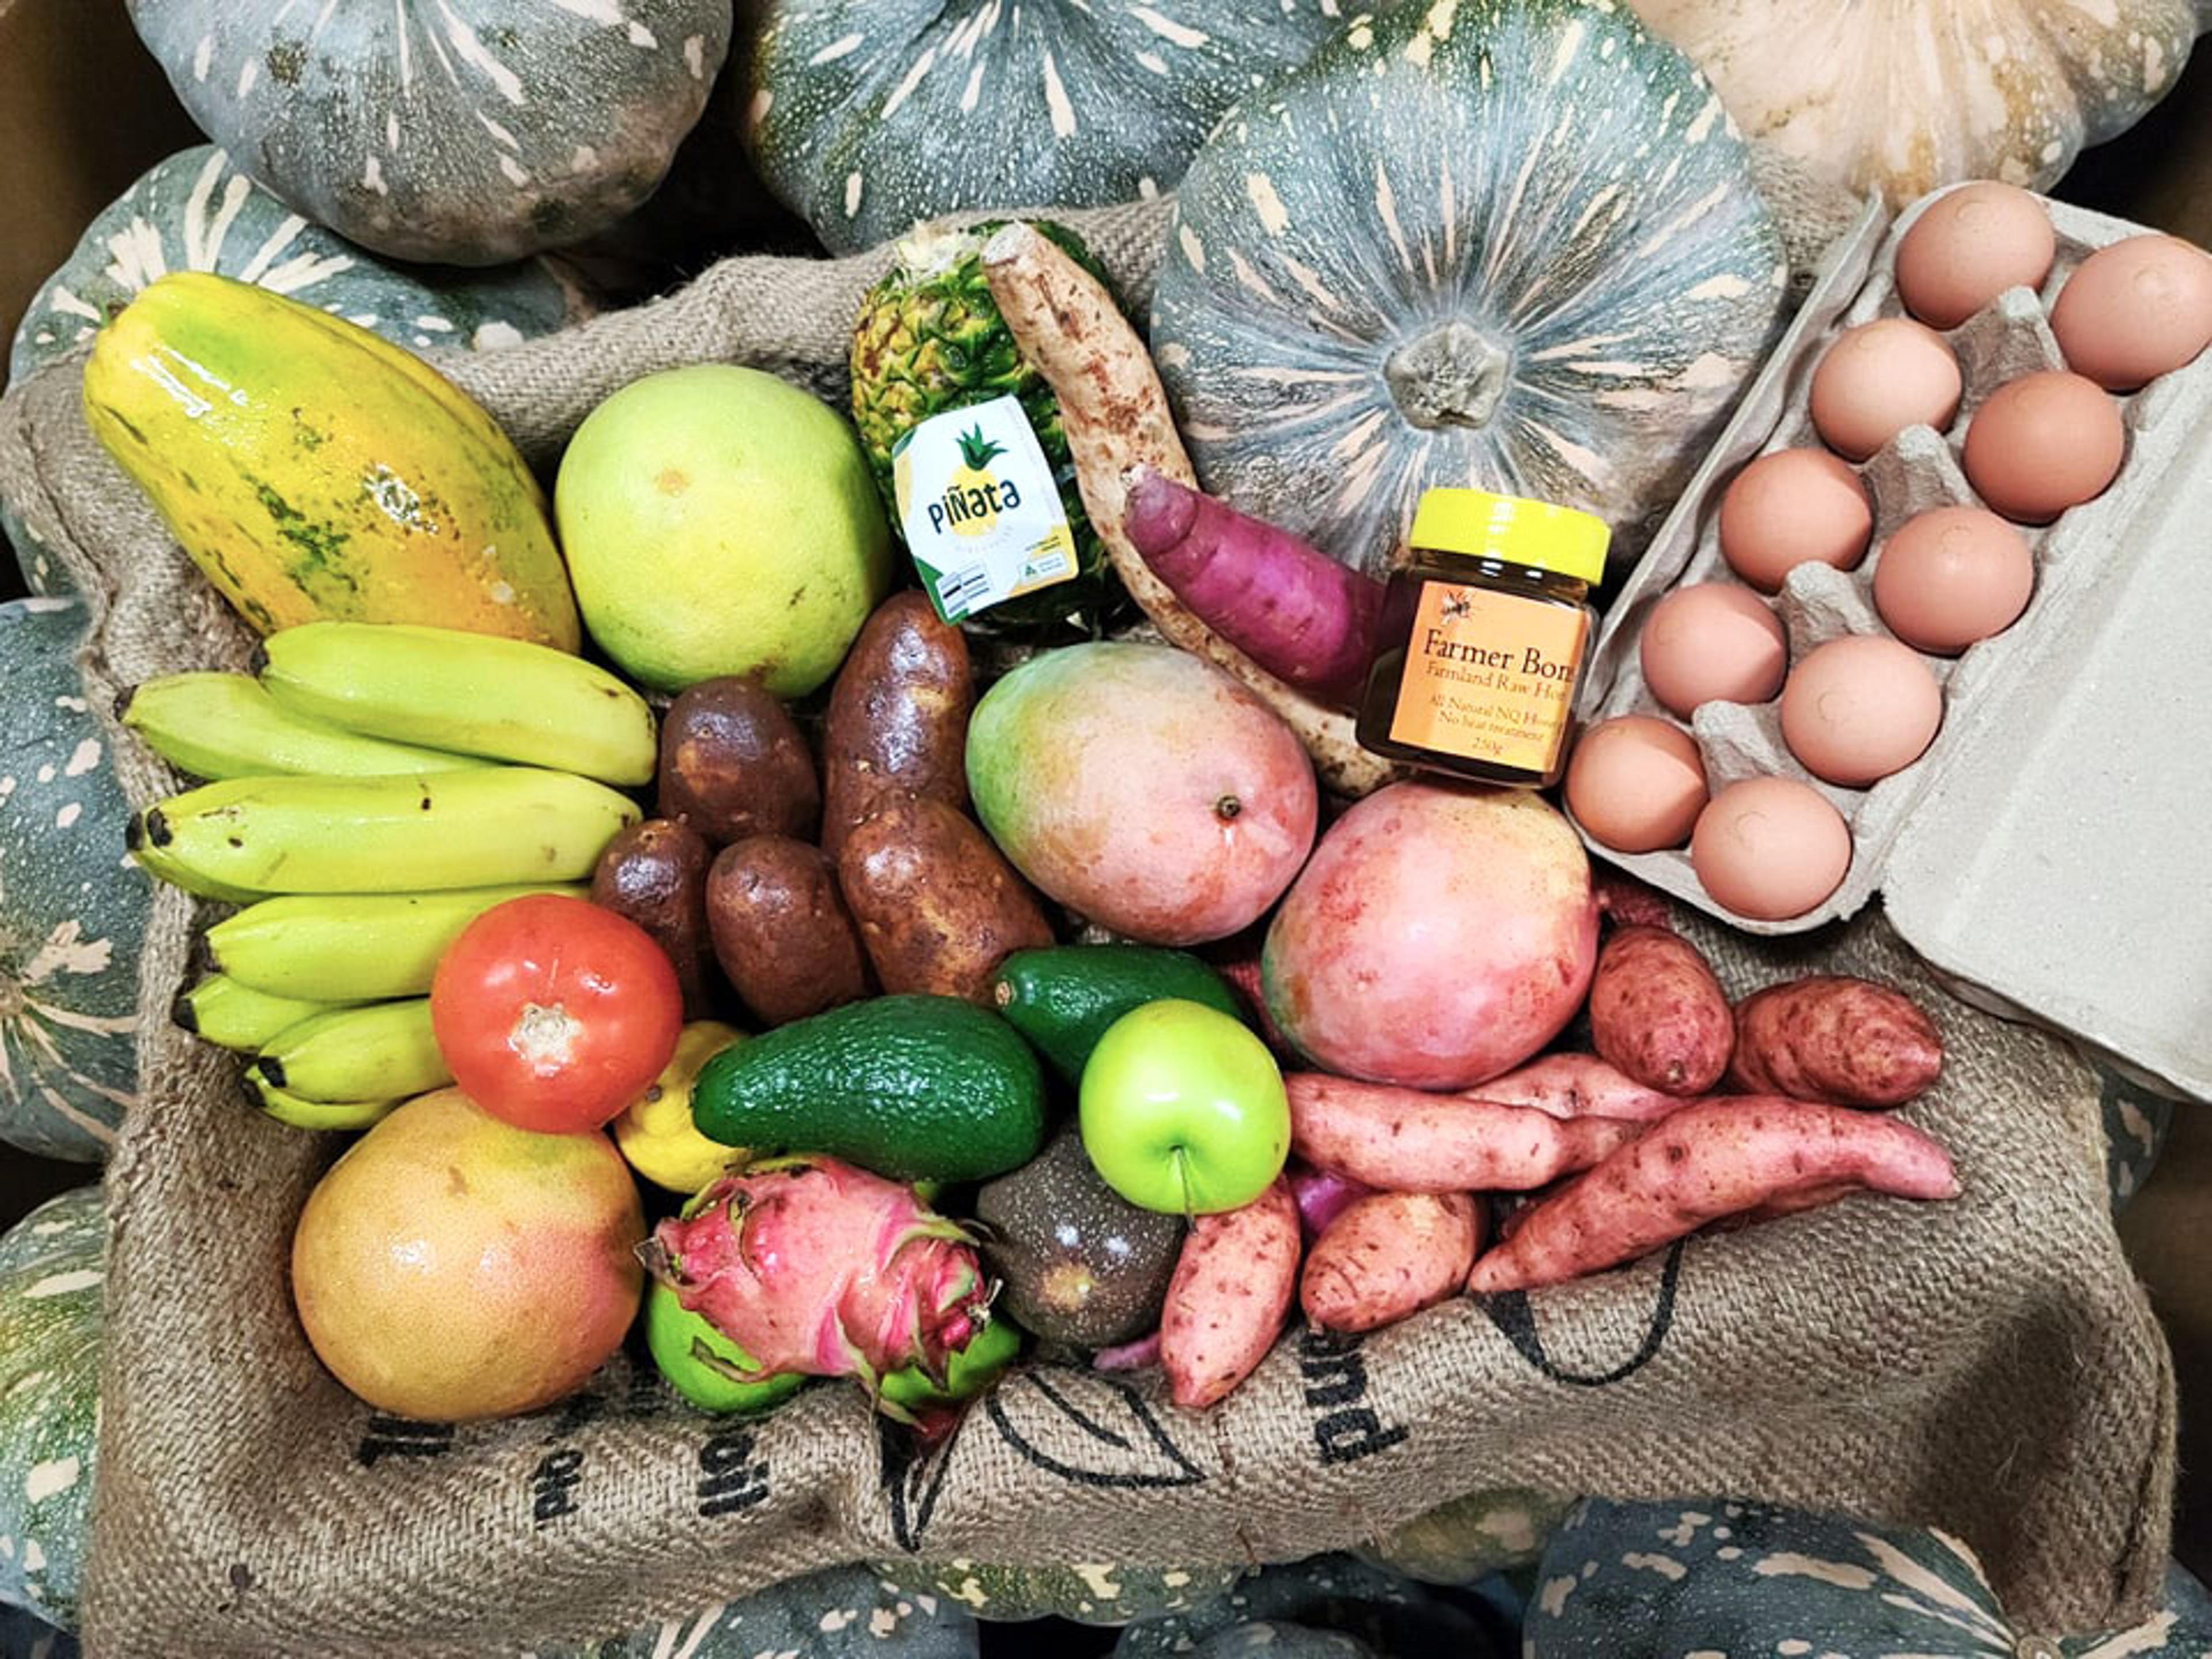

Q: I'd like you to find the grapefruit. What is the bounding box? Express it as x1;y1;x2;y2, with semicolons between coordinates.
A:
290;1088;644;1421
554;365;893;696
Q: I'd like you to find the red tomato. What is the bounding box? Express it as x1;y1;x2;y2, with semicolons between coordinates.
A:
430;894;683;1134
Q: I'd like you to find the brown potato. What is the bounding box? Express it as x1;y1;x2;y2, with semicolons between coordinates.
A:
821;592;972;859
589;819;718;1019
705;836;872;1028
838;794;1052;1003
658;678;819;845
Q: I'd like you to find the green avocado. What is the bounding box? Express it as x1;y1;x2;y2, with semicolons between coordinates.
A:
689;995;1046;1183
991;946;1247;1084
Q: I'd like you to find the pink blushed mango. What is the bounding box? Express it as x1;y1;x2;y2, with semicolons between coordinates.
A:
966;643;1318;946
1262;783;1598;1090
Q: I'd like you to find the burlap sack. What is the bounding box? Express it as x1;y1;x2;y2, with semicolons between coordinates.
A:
0;161;2175;1656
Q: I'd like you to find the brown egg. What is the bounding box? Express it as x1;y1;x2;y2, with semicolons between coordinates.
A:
1564;716;1709;853
1691;777;1853;922
1809;319;1963;460
1639;584;1788;719
1873;506;2035;654
1894;182;2056;331
2051;234;2212;391
1718;449;1874;593
1780;635;1944;787
1963;370;2124;524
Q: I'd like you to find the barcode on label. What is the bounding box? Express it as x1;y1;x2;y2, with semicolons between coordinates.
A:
938;565;993;616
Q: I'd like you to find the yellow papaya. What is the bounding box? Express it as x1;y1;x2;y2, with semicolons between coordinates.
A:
81;271;579;650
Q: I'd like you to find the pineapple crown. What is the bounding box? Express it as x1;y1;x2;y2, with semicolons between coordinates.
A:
955;425;1006;470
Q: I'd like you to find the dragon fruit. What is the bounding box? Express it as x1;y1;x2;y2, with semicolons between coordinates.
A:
639;1157;991;1414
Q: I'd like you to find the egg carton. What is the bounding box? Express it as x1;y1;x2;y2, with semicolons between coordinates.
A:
1576;185;2212;1100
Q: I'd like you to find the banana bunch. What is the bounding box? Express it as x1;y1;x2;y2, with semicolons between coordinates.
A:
128;622;654;1132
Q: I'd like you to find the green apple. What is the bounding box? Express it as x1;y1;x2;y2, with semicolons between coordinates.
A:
644;1281;805;1415
1077;999;1289;1215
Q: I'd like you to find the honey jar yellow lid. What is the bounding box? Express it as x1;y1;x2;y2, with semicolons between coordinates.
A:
1409;488;1611;584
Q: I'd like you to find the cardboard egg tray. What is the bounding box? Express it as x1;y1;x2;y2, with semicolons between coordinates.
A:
1575;185;2212;1099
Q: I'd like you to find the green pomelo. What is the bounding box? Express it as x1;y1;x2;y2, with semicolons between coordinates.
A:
554;365;893;696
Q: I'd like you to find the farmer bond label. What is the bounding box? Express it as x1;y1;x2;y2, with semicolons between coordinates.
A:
1388;582;1590;777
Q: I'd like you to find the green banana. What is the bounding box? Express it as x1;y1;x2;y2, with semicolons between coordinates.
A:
250;999;451;1103
260;622;658;786
130;767;641;895
251;1074;403;1133
128;828;268;904
207;883;586;1002
119;672;482;781
175;974;349;1051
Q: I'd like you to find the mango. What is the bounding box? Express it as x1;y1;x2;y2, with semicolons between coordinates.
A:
967;643;1317;946
1262;783;1598;1090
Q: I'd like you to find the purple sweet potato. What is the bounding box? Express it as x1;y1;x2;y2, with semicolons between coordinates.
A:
1728;976;1945;1108
1588;925;1734;1095
1465;1096;1960;1294
1122;465;1384;707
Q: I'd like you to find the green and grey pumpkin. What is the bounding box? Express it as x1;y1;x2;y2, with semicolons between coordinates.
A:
0;1186;104;1630
1151;0;1789;580
2096;1059;2178;1211
550;1564;979;1658
8;145;586;390
0;600;144;1163
0;1606;78;1659
743;2;1344;256
869;1560;1242;1626
124;1;733;266
1357;1486;1572;1587
1113;1555;1499;1657
1526;1498;2212;1656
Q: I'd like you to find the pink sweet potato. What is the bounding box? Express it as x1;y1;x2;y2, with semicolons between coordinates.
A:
1588;926;1734;1095
1160;1177;1301;1410
1594;873;1675;931
1464;1053;1696;1123
1729;976;1945;1108
1289;1074;1643;1194
1464;1096;1960;1294
1122;465;1384;707
1301;1192;1484;1334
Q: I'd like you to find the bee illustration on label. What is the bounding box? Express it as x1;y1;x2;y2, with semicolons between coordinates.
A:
1439;591;1474;622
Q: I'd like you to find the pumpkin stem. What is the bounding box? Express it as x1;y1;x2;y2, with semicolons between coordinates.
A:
1384;322;1512;431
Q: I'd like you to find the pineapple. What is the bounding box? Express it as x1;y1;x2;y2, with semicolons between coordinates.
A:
851;219;1123;637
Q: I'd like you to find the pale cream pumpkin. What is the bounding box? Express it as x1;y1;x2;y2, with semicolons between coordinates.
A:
1628;0;2209;204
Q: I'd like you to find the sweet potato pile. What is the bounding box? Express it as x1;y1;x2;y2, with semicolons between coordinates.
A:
1153;907;1956;1408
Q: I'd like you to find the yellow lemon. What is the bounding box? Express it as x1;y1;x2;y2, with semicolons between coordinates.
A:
613;1021;748;1193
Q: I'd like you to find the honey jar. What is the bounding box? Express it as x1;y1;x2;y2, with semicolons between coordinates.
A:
1355;488;1608;787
